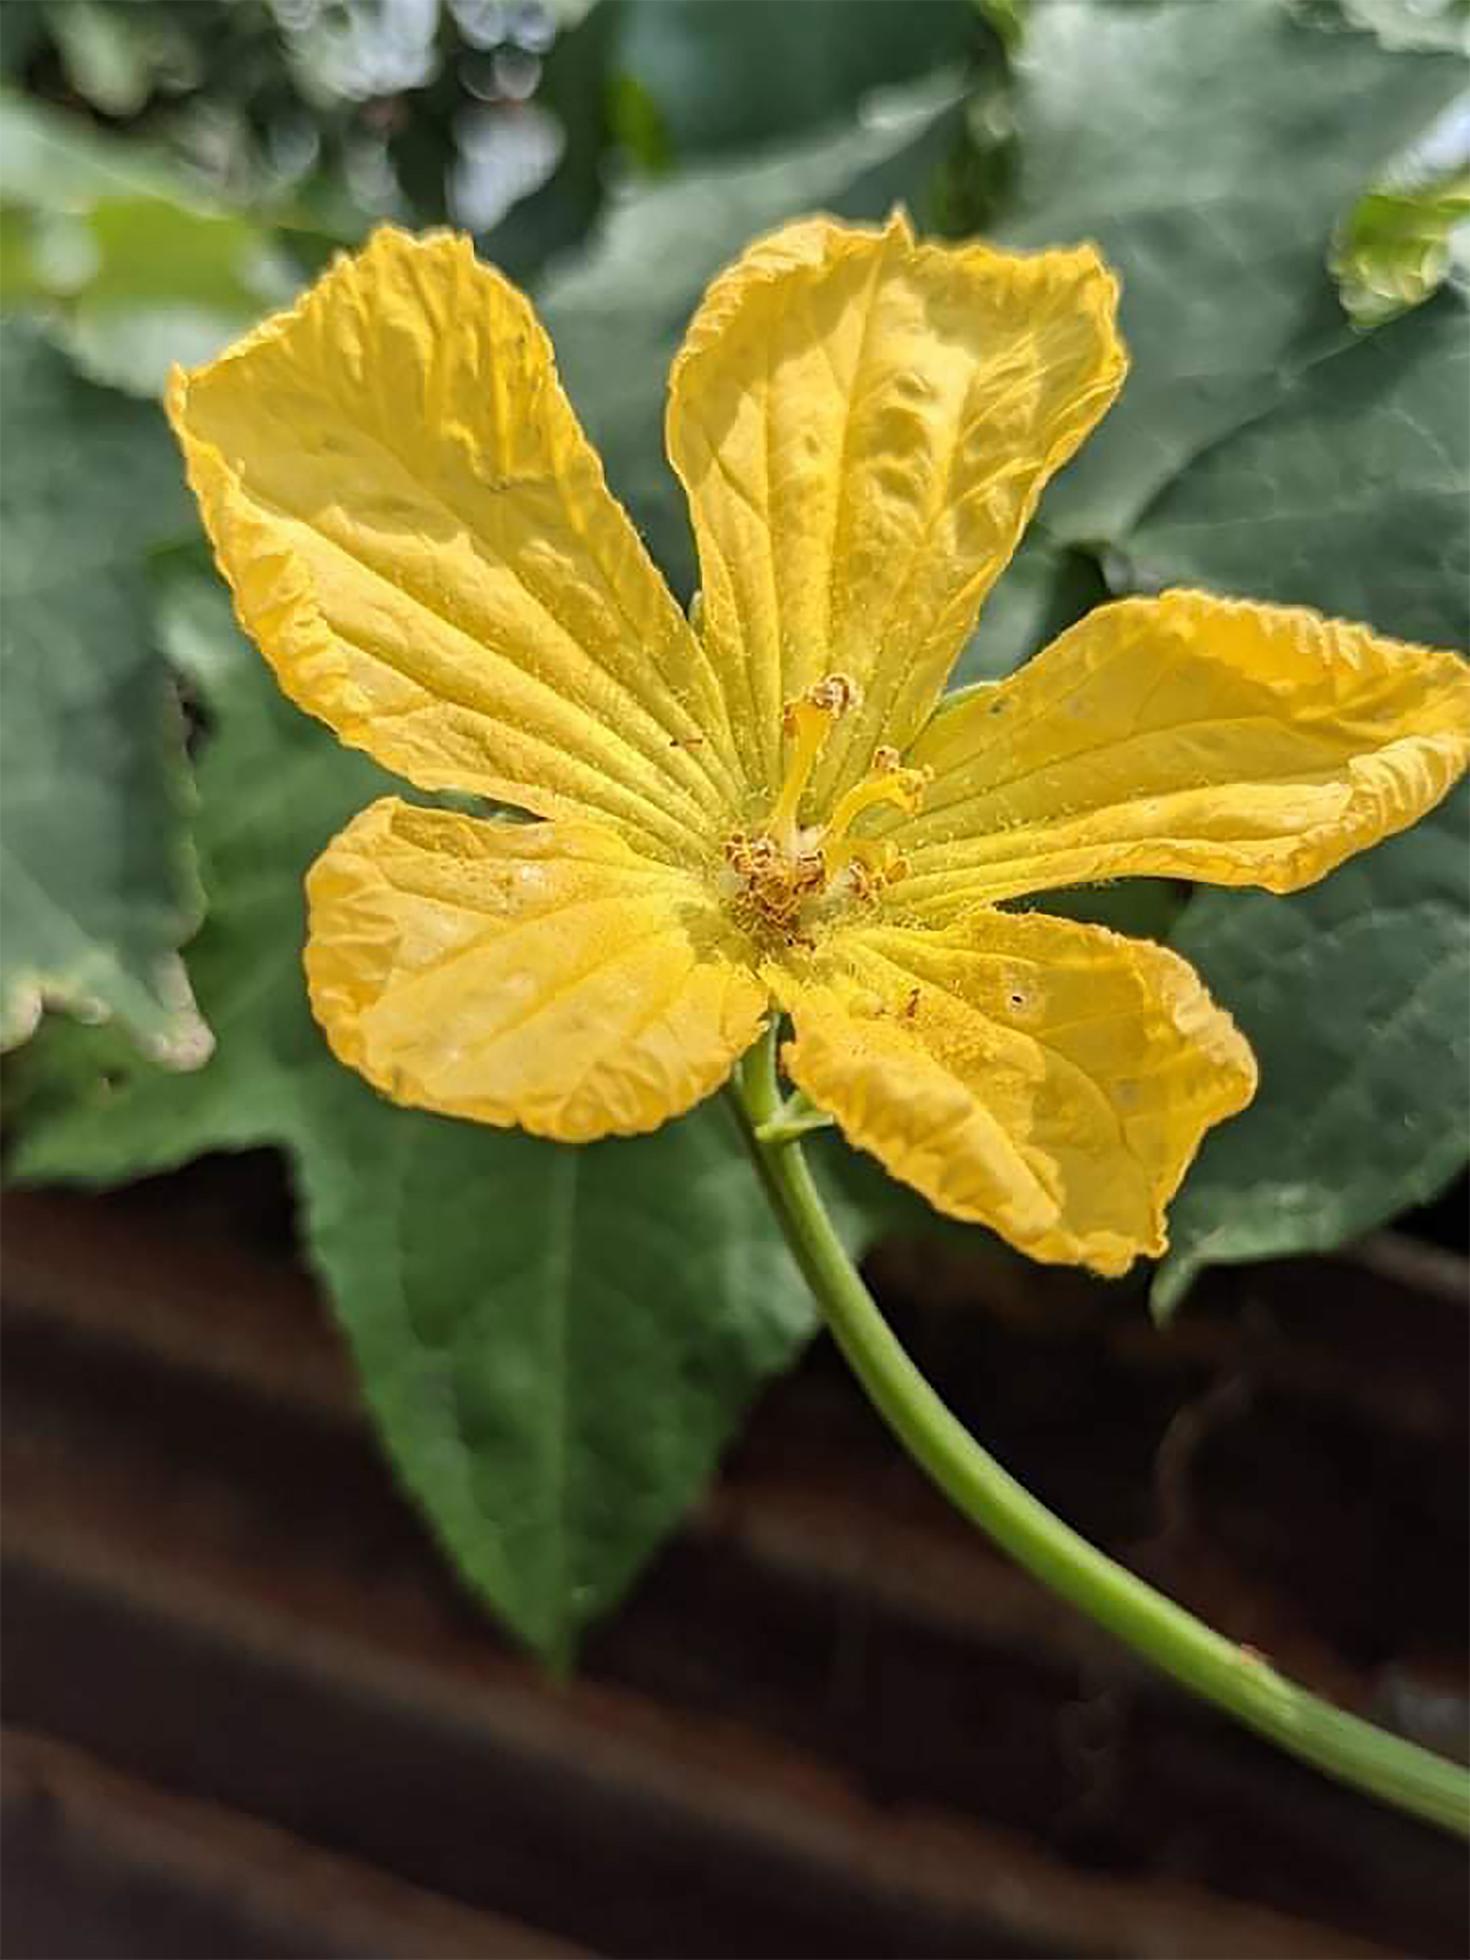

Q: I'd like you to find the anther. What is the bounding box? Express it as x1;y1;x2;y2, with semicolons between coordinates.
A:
833;838;908;904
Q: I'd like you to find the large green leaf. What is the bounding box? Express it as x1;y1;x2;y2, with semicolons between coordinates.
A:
967;5;1469;1295
1138;295;1469;1309
1154;787;1470;1317
615;0;985;161
538;74;970;593
997;0;1463;538
1127;290;1469;649
305;1102;814;1665
0;323;202;1056
12;573;817;1662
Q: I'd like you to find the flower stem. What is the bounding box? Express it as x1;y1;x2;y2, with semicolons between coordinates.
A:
729;1028;1470;1839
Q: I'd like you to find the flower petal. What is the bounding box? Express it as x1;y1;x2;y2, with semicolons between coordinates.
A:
885;590;1470;922
770;912;1256;1276
169;227;744;870
666;212;1125;806
306;800;768;1141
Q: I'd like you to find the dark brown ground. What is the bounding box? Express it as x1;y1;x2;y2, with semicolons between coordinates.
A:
3;1155;1467;1958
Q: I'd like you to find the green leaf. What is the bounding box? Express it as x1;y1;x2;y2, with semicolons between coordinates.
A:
1135;292;1469;1307
306;1103;814;1665
0;94;292;396
971;8;1468;1293
949;527;1110;687
0;2;47;80
539;73;971;593
0;85;183;203
997;0;1464;538
615;0;987;161
1297;0;1470;53
1127;290;1468;650
59;194;293;397
991;7;1470;1293
1014;878;1189;944
1153;786;1470;1318
0;322;203;1056
13;573;817;1662
987;8;1468;1294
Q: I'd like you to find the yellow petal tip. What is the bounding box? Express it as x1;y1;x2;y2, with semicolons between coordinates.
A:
305;800;768;1142
771;912;1258;1277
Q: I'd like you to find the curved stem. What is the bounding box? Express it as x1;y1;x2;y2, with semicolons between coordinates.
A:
729;1030;1470;1839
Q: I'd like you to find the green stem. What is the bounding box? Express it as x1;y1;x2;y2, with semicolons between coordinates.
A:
729;1029;1470;1839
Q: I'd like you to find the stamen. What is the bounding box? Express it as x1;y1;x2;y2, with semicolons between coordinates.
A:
767;674;861;845
723;679;924;946
831;837;908;903
824;756;929;859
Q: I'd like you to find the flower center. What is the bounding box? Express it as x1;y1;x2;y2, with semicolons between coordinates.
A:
720;675;927;949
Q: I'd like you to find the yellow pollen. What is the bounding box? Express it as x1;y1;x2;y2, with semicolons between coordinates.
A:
832;837;909;902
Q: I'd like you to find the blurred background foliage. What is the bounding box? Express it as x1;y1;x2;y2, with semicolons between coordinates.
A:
1;0;1467;1657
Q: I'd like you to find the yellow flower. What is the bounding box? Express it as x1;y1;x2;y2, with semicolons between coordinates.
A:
167;220;1470;1276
